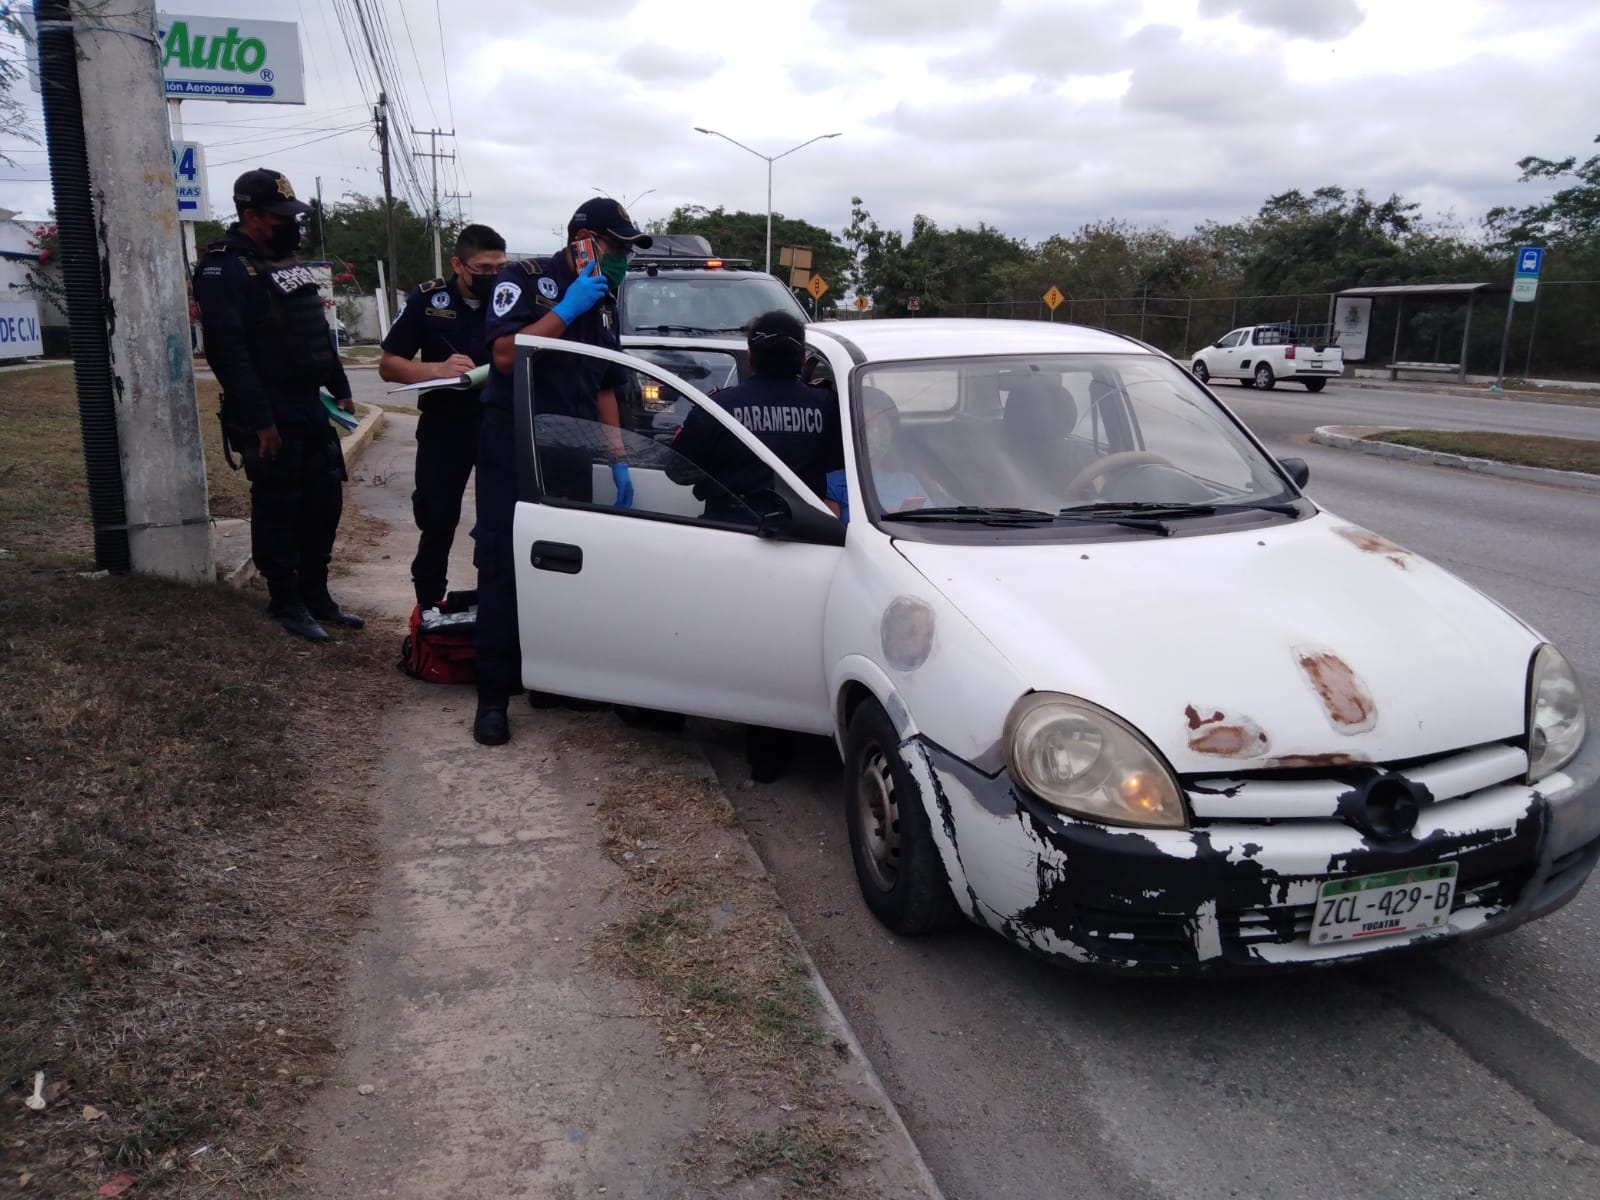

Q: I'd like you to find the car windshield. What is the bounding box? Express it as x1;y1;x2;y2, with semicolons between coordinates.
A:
852;353;1297;532
619;273;806;335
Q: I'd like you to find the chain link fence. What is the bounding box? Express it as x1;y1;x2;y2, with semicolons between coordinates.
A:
892;283;1600;382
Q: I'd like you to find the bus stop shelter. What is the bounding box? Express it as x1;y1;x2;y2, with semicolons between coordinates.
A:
1332;282;1507;384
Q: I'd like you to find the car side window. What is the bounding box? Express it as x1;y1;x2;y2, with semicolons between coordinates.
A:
1217;331;1244;349
527;356;763;529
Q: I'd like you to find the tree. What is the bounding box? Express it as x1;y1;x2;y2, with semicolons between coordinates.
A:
1484;135;1600;251
844;198;1025;317
650;204;853;312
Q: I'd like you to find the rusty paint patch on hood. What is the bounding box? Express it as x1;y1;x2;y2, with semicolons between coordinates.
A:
1295;647;1378;734
1185;705;1271;758
1334;524;1412;570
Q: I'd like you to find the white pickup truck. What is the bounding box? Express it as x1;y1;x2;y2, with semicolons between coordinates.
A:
1190;324;1344;392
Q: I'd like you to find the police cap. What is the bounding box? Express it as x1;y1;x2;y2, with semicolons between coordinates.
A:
568;197;654;248
233;167;312;217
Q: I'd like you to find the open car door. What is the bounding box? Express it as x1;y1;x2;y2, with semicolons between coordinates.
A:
508;336;845;735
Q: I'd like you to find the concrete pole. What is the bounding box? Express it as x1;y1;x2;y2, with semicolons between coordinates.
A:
76;0;213;583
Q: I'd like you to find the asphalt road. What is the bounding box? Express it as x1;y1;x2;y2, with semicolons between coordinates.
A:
702;380;1600;1200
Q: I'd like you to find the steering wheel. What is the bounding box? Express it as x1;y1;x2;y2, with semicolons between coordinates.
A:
1063;450;1176;500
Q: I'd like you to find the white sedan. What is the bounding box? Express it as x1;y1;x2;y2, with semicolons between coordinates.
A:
508;319;1597;973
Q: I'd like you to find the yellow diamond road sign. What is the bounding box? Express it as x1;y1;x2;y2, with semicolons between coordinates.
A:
854;294;869;312
1043;285;1064;311
808;274;829;300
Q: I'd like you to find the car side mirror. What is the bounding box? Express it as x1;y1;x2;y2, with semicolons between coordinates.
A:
751;479;845;547
1278;456;1310;488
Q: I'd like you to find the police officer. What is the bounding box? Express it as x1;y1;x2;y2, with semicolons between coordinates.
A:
378;223;507;610
194;168;363;642
667;309;843;524
666;309;843;781
471;197;652;746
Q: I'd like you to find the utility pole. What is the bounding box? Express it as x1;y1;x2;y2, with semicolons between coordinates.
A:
444;191;472;225
376;92;398;309
71;0;213;582
411;126;456;277
315;174;327;262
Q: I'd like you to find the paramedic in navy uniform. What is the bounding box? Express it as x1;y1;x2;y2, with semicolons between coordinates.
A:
667;309;843;523
470;198;651;747
378;223;507;610
194;167;362;644
666;309;843;780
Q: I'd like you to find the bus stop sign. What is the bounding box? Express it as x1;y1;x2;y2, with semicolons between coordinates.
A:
1512;245;1543;303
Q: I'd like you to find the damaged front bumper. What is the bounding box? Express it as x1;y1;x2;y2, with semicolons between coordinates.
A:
908;733;1600;974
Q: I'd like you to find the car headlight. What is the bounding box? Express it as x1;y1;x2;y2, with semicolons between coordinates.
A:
1528;644;1586;783
1003;693;1187;828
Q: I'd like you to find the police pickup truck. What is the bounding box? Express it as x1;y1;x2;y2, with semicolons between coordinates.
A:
616;234;810;438
1190;322;1344;392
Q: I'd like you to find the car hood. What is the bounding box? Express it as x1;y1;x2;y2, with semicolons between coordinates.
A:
893;513;1539;775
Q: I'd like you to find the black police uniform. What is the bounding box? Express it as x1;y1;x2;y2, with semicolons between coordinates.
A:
667;374;844;521
473;254;625;705
382;275;489;607
194;225;354;620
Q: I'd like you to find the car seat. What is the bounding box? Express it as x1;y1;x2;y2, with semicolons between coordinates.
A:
1002;378;1090;504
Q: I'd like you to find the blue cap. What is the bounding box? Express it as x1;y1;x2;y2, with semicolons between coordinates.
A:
568;197;654;248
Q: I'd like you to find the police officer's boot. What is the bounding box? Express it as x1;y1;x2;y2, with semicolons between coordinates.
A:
268;601;332;643
303;583;366;630
473;702;511;746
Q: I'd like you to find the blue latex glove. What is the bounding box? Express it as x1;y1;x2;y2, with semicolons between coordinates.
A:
553;262;608;325
611;462;634;509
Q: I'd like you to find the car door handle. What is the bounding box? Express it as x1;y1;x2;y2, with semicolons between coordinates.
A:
530;540;583;574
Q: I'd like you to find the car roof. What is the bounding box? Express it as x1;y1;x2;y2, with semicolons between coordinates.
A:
807;318;1153;363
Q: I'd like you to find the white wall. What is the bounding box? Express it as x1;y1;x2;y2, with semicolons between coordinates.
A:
0;218;68;327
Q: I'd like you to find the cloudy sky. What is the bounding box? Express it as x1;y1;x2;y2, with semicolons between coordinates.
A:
3;0;1600;253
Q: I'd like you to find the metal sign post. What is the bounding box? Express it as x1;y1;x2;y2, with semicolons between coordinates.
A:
1493;245;1543;391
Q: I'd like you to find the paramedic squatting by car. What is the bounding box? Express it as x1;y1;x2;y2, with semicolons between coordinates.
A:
470;197;653;747
377;223;508;611
665;308;844;780
194;167;364;644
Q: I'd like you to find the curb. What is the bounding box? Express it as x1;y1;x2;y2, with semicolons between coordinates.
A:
1311;425;1600;494
218;406;388;589
694;754;947;1200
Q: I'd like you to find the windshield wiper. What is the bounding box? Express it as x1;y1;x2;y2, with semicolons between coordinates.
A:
882;505;1056;526
629;324;725;335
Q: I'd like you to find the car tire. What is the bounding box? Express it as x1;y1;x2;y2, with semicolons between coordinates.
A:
1303;378;1327;393
614;704;688;733
1191;361;1210;384
1254;362;1276;390
844;698;960;935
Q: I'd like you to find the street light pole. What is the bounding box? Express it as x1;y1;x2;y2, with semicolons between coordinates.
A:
694;127;842;275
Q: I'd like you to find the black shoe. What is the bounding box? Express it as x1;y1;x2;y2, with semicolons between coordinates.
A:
473;705;510;746
306;600;365;630
270;604;332;643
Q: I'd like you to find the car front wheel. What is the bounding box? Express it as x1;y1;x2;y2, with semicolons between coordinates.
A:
844;698;959;935
1191;360;1209;384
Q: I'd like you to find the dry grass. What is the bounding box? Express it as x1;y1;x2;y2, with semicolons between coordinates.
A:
584;750;878;1197
1368;429;1600;475
0;366;389;1198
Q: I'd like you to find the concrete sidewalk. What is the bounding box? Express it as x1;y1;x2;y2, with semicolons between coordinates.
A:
296;413;941;1198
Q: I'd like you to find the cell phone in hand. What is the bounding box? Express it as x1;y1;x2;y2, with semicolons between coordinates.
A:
571;236;599;274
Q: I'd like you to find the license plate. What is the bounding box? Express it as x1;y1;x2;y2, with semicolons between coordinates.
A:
1309;360;1323;368
1312;864;1457;944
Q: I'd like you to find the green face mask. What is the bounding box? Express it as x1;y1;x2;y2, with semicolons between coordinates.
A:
599;253;629;289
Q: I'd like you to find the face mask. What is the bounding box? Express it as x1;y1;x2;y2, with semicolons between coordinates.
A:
468;272;498;303
265;219;301;259
599;253;629;290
